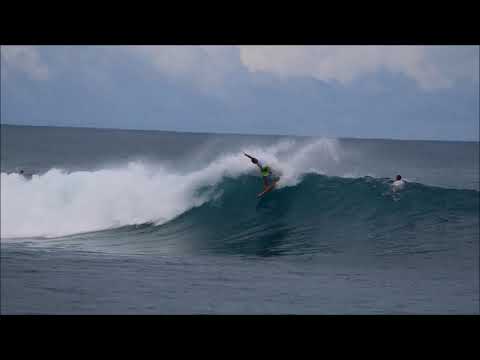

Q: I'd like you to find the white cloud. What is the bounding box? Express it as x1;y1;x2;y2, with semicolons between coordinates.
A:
2;45;477;92
239;46;479;90
1;46;49;80
125;45;244;91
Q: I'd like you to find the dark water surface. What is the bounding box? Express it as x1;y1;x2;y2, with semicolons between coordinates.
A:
1;125;478;314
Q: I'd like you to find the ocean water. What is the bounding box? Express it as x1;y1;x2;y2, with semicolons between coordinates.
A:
1;124;478;314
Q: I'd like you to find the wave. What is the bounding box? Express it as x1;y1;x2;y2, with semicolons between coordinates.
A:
40;173;477;258
143;174;478;255
1;139;478;255
1;139;341;238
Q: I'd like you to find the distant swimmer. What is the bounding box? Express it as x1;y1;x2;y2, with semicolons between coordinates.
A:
244;153;281;197
392;174;405;192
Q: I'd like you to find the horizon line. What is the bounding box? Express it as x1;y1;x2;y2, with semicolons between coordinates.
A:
1;122;478;143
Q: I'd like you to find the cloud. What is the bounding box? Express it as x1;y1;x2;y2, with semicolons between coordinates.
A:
239;46;479;90
124;46;244;91
2;45;478;93
1;46;49;80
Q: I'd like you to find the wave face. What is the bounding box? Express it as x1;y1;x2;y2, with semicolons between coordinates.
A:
138;174;478;257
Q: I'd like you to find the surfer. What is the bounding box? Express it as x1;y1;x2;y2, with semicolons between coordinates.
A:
244;153;280;197
392;174;405;192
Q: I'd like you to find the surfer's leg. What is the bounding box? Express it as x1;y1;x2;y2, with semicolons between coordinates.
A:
262;176;269;189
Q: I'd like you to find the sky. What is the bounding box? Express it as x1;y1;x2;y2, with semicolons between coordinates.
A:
1;45;478;141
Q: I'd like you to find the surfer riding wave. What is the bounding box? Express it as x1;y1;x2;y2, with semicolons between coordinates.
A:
244;153;281;197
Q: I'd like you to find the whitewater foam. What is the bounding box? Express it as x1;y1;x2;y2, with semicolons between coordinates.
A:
1;139;342;238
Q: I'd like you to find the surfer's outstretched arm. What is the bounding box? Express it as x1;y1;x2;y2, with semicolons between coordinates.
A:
244;153;263;170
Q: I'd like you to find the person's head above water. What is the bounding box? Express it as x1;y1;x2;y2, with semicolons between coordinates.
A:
396;175;401;181
20;170;24;174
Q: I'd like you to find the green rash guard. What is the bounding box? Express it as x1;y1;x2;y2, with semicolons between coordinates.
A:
257;161;270;176
257;161;280;182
